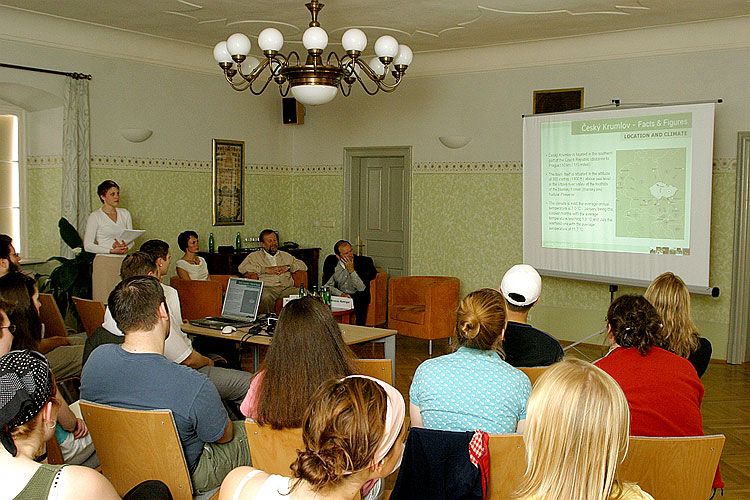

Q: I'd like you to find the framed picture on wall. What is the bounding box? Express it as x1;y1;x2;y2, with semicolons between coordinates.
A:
212;139;244;226
533;88;584;114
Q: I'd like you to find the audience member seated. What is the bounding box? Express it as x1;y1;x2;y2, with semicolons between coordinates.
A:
81;276;251;495
0;272;85;381
500;264;563;367
95;247;250;407
0;273;97;466
238;229;307;314
175;230;209;281
221;375;406;500
0;233;21;277
514;358;654;500
0;350;172;500
1;298;13;356
595;294;722;489
240;296;358;427
322;239;377;326
645;272;712;377
409;288;531;433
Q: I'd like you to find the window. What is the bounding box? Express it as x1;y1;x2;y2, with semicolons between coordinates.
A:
0;108;24;255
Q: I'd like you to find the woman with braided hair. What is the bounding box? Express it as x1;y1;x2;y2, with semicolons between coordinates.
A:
595;294;723;490
220;375;406;500
409;288;531;433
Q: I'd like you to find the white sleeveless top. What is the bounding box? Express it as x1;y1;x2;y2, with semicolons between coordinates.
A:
175;256;209;280
232;470;294;500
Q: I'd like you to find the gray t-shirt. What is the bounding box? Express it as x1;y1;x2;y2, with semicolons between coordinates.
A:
80;344;227;472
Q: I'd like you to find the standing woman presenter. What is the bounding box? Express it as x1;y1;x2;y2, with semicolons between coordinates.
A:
84;180;133;302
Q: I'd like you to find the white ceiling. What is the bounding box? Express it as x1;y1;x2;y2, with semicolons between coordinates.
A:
1;0;749;55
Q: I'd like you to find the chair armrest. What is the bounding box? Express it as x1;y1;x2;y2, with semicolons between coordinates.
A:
244;272;259;280
292;270;308;289
425;278;460;328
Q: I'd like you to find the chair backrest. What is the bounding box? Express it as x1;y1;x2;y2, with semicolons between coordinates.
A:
79;400;193;500
38;293;68;337
517;366;549;386
244;419;304;476
365;269;388;327
72;297;105;337
357;358;393;385
486;433;527;499
169;277;223;320
208;274;234;294
620;435;725;500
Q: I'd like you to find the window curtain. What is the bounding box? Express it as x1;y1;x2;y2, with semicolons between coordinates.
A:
61;77;91;257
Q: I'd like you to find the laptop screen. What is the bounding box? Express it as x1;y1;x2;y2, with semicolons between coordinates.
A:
221;278;264;320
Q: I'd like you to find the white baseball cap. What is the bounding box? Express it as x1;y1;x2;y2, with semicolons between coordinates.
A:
500;264;542;307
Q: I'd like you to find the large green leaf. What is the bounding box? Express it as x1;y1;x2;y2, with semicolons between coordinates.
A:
59;218;83;250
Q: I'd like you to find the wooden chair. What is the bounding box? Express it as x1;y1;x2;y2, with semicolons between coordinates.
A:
620;435;725;500
244;419;303;476
39;293;69;338
169;277;223;320
518;366;549;386
72;297;105;337
243;420;363;500
486;433;526;499
388;276;460;355
79;400;195;500
364;269;388;327
358;358;394;385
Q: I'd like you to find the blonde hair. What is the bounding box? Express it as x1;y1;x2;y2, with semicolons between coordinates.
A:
453;288;506;356
644;272;699;358
513;359;630;500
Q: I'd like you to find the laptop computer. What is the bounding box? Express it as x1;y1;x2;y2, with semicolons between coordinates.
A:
189;277;264;329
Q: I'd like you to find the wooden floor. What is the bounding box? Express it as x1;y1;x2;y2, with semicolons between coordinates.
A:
392;335;750;499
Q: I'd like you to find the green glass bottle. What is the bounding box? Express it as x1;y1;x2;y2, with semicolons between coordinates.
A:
208;233;214;253
236;232;241;250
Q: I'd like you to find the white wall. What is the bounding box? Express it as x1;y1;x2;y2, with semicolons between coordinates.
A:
288;46;749;164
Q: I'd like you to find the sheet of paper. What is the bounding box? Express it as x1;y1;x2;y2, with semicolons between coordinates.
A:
117;229;146;245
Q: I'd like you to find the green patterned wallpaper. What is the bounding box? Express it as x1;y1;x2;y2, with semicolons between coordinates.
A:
25;157;736;358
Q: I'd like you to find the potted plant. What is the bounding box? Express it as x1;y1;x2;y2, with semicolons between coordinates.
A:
44;218;95;317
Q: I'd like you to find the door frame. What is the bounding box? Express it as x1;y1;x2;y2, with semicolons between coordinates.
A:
343;146;412;276
729;132;750;364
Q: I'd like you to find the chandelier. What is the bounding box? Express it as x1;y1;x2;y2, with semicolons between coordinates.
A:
212;0;413;106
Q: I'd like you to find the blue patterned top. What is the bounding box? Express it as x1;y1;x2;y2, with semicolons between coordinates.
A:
409;347;531;433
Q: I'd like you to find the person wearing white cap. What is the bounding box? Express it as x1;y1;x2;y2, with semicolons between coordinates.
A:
500;264;563;367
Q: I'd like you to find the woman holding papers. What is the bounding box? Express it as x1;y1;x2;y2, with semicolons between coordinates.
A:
83;180;133;255
84;180;136;302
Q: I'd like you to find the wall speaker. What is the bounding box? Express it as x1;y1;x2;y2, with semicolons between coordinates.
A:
282;98;304;125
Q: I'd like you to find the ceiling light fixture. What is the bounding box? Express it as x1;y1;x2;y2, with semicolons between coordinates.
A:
213;0;413;106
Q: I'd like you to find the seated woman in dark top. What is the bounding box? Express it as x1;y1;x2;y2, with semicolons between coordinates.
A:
645;272;712;377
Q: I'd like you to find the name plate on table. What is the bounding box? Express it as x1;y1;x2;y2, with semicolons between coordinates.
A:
283;295;354;311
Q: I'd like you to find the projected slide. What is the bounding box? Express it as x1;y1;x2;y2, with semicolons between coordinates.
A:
541;112;692;254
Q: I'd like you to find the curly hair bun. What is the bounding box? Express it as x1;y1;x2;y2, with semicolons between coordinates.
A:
292;448;350;487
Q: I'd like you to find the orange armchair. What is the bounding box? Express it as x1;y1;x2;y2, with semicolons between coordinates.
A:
364;269;388;327
388;276;460;355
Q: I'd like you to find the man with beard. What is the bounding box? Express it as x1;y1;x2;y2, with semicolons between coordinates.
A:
238;229;306;313
0;234;21;277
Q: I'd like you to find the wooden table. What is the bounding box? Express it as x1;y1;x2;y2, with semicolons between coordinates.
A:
182;322;396;380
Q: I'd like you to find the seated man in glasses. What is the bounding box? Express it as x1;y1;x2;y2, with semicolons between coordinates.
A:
322;240;377;326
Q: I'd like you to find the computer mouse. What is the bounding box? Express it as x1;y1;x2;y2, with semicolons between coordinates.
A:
221;325;237;335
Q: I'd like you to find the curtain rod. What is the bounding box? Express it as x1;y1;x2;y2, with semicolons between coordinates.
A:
0;62;91;80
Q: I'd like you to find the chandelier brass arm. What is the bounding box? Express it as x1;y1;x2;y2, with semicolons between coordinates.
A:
213;0;413;106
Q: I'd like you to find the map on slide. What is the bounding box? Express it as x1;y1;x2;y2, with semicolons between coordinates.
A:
615;148;687;239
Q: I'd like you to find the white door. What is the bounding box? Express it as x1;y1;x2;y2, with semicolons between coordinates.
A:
345;147;411;278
